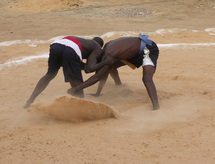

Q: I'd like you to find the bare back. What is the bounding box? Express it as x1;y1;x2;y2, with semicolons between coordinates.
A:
103;37;141;60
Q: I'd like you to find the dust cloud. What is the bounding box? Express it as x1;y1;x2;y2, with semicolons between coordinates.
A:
29;96;118;122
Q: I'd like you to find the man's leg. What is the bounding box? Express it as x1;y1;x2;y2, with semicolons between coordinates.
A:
69;80;84;98
109;69;122;86
109;62;125;85
62;47;84;98
24;71;58;109
93;62;125;96
142;65;159;110
91;70;109;97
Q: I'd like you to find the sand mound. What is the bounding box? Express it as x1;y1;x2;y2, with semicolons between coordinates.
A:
9;0;83;12
29;96;118;122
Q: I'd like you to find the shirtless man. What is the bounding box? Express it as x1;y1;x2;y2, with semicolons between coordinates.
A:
68;34;160;110
24;36;105;109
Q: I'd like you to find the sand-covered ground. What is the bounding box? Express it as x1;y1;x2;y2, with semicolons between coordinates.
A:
0;0;215;163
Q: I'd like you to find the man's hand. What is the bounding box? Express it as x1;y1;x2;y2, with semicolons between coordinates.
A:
84;66;91;73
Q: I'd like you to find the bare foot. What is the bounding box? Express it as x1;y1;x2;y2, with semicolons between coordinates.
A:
153;105;160;110
67;88;84;98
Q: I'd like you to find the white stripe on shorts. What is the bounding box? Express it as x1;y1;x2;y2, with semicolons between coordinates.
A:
52;39;82;61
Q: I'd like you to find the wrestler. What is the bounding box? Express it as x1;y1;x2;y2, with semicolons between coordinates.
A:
68;34;160;110
24;36;105;109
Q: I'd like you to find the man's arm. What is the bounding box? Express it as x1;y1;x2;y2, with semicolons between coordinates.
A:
91;66;122;97
67;65;110;96
84;49;111;73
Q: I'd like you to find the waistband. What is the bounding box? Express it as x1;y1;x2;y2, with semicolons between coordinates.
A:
52;36;82;61
138;33;152;55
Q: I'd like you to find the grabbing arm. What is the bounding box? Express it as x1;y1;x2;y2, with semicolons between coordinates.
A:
84;50;111;73
67;65;110;95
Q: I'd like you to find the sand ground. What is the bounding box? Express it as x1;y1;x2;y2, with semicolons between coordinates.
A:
0;0;215;163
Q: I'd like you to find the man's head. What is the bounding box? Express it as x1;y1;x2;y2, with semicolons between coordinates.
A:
93;37;104;47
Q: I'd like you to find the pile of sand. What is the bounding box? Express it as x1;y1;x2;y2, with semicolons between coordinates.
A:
9;0;84;12
29;96;118;122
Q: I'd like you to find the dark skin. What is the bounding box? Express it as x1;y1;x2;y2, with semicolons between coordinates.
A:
24;36;107;109
68;37;160;110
